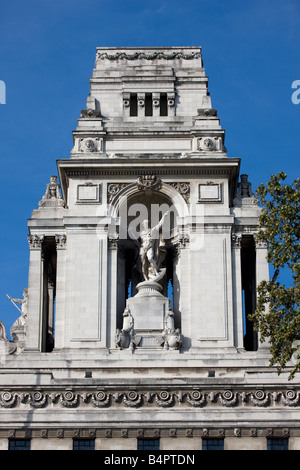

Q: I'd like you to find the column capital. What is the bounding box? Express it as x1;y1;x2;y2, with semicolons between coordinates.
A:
231;232;242;249
55;234;67;249
27;234;44;250
108;236;119;250
253;233;268;249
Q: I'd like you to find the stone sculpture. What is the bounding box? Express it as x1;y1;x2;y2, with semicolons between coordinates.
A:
8;289;28;328
139;211;169;282
38;175;65;208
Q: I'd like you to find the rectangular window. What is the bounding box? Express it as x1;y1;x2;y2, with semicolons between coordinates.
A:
73;439;95;450
160;93;168;116
267;438;289;450
145;93;153;116
9;440;31;450
137;439;160;450
130;93;138;116
202;438;224;450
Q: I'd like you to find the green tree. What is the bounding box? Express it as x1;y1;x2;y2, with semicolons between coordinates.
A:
251;172;300;379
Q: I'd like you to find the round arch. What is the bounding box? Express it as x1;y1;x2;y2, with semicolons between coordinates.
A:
108;182;189;220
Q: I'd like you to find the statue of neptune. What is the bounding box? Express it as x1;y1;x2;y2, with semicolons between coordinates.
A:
139;211;169;281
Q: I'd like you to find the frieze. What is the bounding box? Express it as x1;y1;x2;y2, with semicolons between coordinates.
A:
65;168;232;178
0;426;295;439
97;51;202;61
1;388;300;410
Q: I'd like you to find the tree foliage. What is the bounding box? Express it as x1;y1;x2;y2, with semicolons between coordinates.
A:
251;172;300;379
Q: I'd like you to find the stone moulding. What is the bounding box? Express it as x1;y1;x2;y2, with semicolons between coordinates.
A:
1;388;300;409
107;180;190;203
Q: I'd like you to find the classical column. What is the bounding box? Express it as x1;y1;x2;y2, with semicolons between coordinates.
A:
53;234;67;350
231;232;244;349
255;237;270;350
25;234;44;351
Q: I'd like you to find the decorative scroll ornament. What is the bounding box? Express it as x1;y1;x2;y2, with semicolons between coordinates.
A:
123;391;142;407
0;392;17;408
250;390;269;407
282;390;300;406
29;391;47;408
91;391;111;407
167;182;190;203
107;183;129;202
219;390;238;407
60;391;79;408
155;391;174;407
79;137;101;152
187;390;206;407
136;175;162;191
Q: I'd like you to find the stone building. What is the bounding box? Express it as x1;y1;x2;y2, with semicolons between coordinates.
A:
0;47;299;451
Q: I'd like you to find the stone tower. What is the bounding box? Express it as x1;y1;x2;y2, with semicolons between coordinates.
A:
0;47;299;451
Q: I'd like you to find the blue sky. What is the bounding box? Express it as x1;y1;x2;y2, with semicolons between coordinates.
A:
0;0;299;336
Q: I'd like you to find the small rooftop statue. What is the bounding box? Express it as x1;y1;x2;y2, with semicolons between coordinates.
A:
38;175;65;208
233;174;258;206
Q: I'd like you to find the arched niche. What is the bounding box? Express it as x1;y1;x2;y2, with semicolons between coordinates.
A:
108;181;188;330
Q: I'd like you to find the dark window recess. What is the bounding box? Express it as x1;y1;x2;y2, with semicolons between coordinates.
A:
202;439;224;450
160;93;168;116
267;438;289;450
145;93;153;116
137;439;160;450
41;237;57;352
73;439;95;450
130;93;138;116
9;440;31;450
241;235;258;351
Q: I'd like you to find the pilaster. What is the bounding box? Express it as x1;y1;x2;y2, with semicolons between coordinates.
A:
231;232;244;349
25;234;44;351
108;234;119;349
53;234;67;350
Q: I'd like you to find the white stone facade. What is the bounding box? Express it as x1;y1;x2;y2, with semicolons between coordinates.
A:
0;47;299;451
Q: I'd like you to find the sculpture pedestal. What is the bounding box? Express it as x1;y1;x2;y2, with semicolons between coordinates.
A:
116;279;181;350
130;281;169;333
